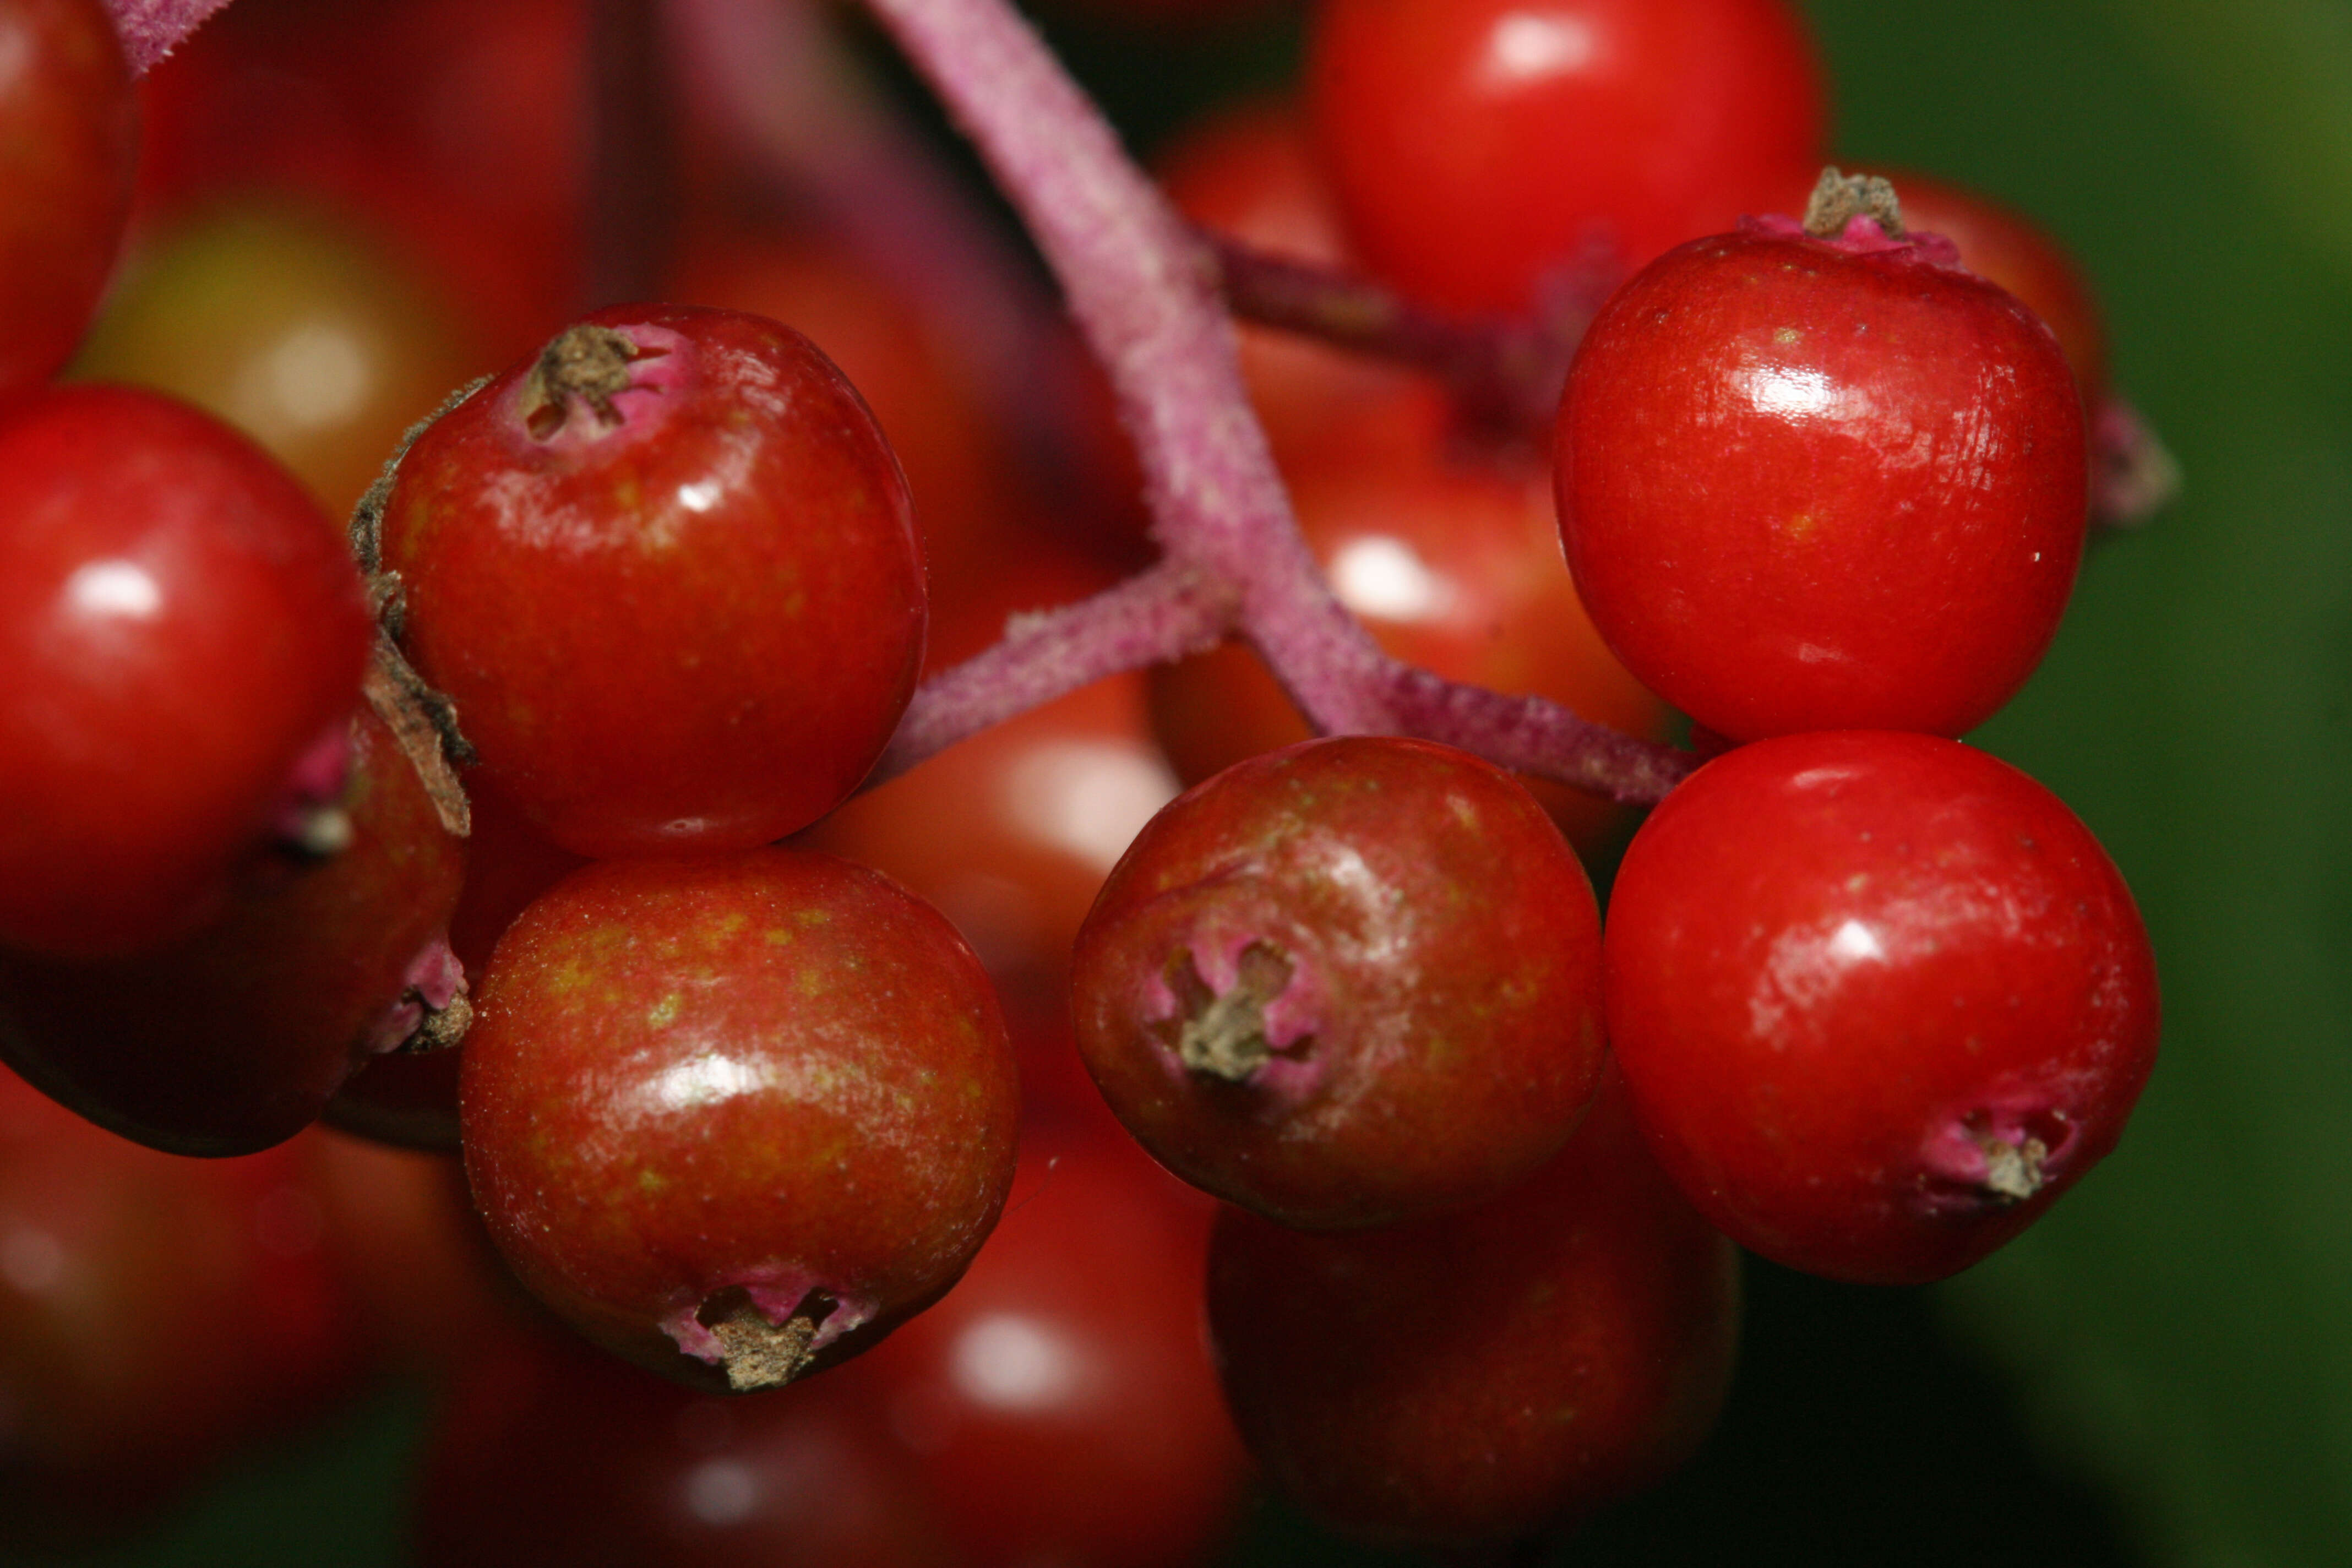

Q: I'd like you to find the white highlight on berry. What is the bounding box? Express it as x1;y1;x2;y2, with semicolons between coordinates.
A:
1479;13;1597;86
651;1052;770;1110
0;1227;64;1294
65;559;164;620
682;1458;763;1525
1827;918;1886;963
1331;536;1451;622
1005;740;1177;872
1739;363;1842;421
677;479;723;512
235;322;372;432
951;1313;1086;1411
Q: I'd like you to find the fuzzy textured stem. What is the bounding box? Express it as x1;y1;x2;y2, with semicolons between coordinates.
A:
1207;231;1575;437
858;0;1694;803
873;560;1231;783
102;0;230;71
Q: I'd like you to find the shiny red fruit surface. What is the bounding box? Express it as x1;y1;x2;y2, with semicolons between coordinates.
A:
1307;0;1825;314
1072;736;1605;1230
0;705;465;1155
1557;224;2089;741
380;303;925;858
842;1124;1248;1568
461;849;1020;1392
0;0;135;398
1604;731;2160;1284
0;384;372;957
1207;1068;1740;1548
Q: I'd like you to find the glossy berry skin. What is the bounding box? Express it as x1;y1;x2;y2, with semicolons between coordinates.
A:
0;384;373;957
1308;0;1825;314
1071;736;1605;1231
461;849;1020;1392
0;705;466;1156
1557;223;2089;741
1604;731;2160;1284
380;303;925;858
0;0;137;398
1206;1068;1741;1549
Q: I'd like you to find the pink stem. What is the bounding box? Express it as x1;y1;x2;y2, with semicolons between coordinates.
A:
857;0;1692;801
872;559;1231;785
102;0;230;72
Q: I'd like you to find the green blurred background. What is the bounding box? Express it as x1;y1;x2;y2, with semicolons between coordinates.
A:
91;0;2352;1562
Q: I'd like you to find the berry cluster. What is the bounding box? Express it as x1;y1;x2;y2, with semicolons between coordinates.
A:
0;0;2168;1558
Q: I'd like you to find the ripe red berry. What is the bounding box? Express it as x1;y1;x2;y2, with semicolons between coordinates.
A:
1307;0;1826;314
839;1124;1249;1568
460;848;1020;1392
1206;1066;1741;1548
414;1323;956;1568
0;0;137;398
379;303;925;858
0;384;373;959
0;704;466;1156
0;1077;364;1554
1604;731;2161;1284
1556;220;2090;741
1071;735;1605;1231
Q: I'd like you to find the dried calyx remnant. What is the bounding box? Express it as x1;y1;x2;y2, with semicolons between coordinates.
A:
1977;1129;2050;1204
521;323;644;438
700;1288;836;1393
1804;166;1905;238
1162;941;1300;1082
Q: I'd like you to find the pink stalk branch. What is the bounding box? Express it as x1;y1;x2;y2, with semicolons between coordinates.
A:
872;560;1231;786
1205;231;1577;438
858;0;1694;803
102;0;228;72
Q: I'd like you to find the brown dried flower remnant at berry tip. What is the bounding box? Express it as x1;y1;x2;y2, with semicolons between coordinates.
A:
1803;166;1906;238
1163;940;1300;1082
521;323;645;438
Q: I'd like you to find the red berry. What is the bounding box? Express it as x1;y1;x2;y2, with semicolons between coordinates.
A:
1206;1066;1741;1548
0;0;136;398
0;1077;364;1553
839;1124;1249;1568
379;304;927;858
1556;221;2089;741
1071;736;1605;1230
1307;0;1826;314
0;704;466;1155
1603;731;2161;1284
413;1323;955;1568
0;384;373;958
460;848;1021;1391
72;199;489;519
